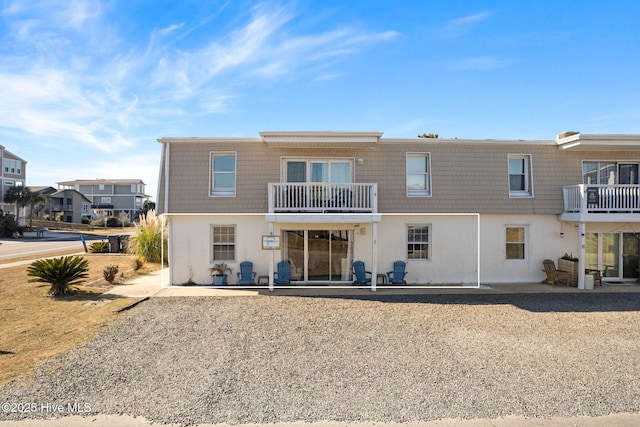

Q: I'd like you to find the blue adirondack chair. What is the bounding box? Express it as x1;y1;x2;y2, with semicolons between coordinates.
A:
387;261;407;284
273;260;291;284
236;261;256;285
352;260;372;285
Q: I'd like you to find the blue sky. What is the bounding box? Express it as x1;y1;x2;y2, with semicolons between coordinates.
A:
2;0;639;200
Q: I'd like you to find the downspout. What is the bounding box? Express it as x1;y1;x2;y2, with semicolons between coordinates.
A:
162;142;170;214
578;222;586;289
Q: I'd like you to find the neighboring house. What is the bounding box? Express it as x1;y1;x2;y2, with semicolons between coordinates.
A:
50;189;94;223
57;178;149;220
0;145;27;218
28;186;57;221
156;131;640;289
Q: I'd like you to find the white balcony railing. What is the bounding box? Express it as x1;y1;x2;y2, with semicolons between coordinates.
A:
268;183;377;213
563;184;640;213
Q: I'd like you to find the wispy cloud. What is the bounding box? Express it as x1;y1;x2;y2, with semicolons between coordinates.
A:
158;22;185;36
0;1;398;156
440;11;492;37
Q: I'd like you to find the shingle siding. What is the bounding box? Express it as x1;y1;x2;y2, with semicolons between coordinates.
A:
157;136;639;215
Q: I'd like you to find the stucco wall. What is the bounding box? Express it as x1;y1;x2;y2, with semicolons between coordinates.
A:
167;213;582;286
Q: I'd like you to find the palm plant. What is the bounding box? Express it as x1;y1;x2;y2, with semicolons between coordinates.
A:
27;256;90;297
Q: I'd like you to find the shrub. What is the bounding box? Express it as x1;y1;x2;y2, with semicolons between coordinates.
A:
27;256;89;297
132;256;146;271
89;241;110;253
0;213;18;238
128;210;167;264
103;265;119;283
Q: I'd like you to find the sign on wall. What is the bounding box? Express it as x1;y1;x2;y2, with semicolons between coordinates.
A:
262;235;280;250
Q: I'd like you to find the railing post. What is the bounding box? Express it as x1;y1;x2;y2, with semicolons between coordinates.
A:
579;184;587;213
268;183;274;213
371;184;378;213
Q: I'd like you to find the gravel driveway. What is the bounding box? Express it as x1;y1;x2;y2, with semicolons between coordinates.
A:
2;293;640;426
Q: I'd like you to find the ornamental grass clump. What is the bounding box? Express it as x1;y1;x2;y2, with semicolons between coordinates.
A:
128;210;167;264
27;256;89;297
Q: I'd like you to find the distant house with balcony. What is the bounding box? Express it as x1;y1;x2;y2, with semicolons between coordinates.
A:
57;178;149;221
1;145;27;218
156;131;640;289
30;186;94;223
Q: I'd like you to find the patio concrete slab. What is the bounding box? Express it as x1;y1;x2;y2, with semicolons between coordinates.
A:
101;269;640;298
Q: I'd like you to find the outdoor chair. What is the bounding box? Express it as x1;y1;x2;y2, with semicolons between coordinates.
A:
273;260;291;285
585;269;603;286
386;260;407;285
236;261;256;285
352;260;372;285
542;259;570;286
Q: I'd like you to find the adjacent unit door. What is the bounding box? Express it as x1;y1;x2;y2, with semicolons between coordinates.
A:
586;232;639;280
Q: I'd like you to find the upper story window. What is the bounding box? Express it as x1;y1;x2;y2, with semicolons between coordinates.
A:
210;152;236;197
3;159;22;175
284;159;352;183
508;154;533;197
583;162;638;185
406;153;431;197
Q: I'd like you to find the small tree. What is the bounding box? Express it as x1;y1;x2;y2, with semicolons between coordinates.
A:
27;256;89;297
3;186;35;226
26;191;44;229
128;210;167;264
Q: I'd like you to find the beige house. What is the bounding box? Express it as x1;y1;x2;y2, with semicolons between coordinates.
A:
156;131;640;289
57;178;149;220
0;145;27;218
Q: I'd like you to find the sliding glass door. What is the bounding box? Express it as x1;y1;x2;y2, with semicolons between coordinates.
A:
586;232;639;280
283;229;354;283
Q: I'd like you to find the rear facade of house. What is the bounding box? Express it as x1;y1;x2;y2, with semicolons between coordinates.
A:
156;131;640;288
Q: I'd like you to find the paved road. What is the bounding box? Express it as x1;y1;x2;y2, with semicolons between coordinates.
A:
0;232;105;262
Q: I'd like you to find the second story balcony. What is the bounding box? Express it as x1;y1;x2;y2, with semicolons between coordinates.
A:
268;183;377;214
561;184;640;222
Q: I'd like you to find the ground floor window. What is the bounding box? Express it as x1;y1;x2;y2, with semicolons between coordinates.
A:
506;226;527;260
407;225;430;260
212;225;236;262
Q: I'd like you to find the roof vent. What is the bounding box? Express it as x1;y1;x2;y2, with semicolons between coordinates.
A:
557;131;579;139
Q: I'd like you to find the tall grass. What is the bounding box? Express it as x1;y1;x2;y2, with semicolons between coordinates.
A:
128;210;167;264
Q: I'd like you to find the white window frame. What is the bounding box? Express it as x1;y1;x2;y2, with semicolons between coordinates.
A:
101;197;111;204
210;152;237;197
3;159;21;175
407;224;431;260
508;154;533;198
211;225;236;262
281;158;354;183
505;225;528;261
406;153;432;197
